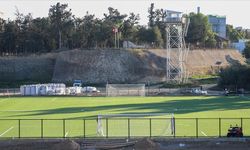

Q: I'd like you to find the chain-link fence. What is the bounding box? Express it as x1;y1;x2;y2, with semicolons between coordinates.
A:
0;118;249;138
0;88;20;96
0;86;224;96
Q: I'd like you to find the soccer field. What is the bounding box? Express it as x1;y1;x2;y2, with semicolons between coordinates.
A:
0;96;250;138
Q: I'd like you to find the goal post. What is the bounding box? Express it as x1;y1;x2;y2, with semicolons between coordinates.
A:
97;113;175;137
106;84;145;96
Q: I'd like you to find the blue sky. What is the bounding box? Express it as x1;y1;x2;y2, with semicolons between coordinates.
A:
0;0;249;28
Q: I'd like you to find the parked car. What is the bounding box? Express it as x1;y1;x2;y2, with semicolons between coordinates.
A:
82;86;100;93
192;88;207;95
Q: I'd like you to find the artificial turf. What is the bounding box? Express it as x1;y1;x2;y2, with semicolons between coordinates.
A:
0;96;249;138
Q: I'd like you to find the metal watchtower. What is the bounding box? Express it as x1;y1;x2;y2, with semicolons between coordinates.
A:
165;10;190;83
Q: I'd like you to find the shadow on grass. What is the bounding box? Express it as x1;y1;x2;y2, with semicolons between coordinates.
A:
5;96;250;119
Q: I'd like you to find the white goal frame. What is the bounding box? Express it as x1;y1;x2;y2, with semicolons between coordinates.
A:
97;113;175;137
106;84;146;97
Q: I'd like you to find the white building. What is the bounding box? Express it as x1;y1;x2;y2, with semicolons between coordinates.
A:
231;39;250;53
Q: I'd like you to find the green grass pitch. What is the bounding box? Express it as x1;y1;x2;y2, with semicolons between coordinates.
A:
0;96;250;138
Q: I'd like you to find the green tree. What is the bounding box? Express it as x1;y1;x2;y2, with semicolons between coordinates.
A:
186;13;214;48
104;7;127;28
121;13;140;41
82;12;97;48
154;8;166;48
103;7;127;47
71;17;83;48
226;25;245;42
245;30;250;39
136;26;163;48
152;26;163;47
219;64;250;90
1;21;17;54
49;2;73;49
0;18;4;32
243;41;250;59
0;18;6;54
205;31;217;48
31;17;56;52
148;3;155;28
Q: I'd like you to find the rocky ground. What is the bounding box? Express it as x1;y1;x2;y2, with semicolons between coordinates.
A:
0;49;245;84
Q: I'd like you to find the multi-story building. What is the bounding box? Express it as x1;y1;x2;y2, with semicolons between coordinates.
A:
208;15;226;38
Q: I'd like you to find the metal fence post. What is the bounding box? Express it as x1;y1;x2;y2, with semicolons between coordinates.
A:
196;118;198;138
128;118;130;139
83;119;86;138
63;119;65;138
41;119;43;138
219;118;221;137
106;118;108;138
173;117;176;138
18;119;21;138
149;118;152;138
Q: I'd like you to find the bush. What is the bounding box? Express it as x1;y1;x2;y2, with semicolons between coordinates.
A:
243;41;250;59
218;64;250;90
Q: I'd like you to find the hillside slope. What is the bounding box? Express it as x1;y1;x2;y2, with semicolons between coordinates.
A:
0;54;55;82
0;49;245;84
52;49;245;83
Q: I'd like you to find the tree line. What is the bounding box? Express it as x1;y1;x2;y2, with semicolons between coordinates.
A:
0;2;247;55
219;63;250;91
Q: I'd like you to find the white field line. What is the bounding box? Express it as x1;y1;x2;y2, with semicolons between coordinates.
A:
0;126;14;137
201;131;207;136
65;131;68;137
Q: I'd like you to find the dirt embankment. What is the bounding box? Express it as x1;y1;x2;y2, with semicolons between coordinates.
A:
0;53;55;82
52;49;166;83
52;49;245;83
0;49;245;84
0;138;250;150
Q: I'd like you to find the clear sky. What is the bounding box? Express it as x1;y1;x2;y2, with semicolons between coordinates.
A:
0;0;250;28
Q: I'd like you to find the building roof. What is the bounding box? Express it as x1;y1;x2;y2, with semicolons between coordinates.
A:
208;14;226;19
166;10;183;14
215;34;229;41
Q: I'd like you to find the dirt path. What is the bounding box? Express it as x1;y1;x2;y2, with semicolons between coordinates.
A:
0;138;250;150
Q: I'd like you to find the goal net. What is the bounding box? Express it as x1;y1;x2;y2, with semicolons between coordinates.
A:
106;84;145;96
97;113;175;137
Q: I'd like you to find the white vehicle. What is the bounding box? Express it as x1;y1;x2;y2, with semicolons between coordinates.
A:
192;89;207;95
66;86;82;95
82;86;100;93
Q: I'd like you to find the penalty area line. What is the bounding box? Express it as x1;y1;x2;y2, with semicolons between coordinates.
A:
0;126;14;137
201;131;207;136
65;131;68;137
